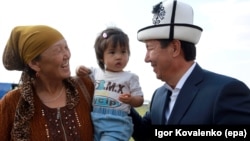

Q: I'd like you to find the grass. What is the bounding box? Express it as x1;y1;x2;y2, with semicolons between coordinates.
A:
134;104;149;116
129;104;149;141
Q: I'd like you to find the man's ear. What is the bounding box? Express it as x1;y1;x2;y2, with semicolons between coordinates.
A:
171;39;181;57
28;60;40;72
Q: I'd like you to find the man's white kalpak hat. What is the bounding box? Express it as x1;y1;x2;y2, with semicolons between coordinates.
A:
137;0;203;44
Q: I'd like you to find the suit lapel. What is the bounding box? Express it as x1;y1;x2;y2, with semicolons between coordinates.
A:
168;64;204;124
168;85;198;124
150;86;168;124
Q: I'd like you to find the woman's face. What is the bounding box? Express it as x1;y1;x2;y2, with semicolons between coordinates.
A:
37;39;71;80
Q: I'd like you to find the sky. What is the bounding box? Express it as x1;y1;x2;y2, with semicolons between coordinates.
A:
0;0;250;101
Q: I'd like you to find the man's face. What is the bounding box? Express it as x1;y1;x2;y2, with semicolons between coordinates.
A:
144;40;174;81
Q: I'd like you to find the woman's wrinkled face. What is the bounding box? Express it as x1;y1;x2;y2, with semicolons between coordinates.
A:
144;40;174;81
37;39;71;80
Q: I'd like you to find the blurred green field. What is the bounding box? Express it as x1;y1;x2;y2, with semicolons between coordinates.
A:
129;104;149;141
134;104;149;116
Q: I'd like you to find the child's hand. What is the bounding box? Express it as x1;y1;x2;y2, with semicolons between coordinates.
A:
119;93;132;104
76;65;91;76
119;94;144;107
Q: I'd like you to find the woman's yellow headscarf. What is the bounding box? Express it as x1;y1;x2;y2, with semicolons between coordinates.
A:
2;25;64;71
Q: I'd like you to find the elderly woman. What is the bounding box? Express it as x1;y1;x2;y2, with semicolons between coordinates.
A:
0;25;94;140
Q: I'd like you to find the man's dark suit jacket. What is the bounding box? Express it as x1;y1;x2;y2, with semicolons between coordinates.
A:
131;64;250;140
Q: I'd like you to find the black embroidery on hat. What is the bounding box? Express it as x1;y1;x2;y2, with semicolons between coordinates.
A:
152;2;165;25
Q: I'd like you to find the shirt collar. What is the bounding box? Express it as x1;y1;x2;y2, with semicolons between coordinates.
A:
165;62;196;91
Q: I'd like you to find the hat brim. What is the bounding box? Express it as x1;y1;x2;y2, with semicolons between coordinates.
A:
137;24;203;44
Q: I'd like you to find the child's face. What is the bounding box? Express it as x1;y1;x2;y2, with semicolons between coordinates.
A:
103;45;129;72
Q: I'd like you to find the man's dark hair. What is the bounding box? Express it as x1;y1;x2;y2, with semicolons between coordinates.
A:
157;39;196;61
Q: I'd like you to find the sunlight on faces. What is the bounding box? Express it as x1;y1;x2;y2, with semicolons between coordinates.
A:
38;39;71;80
0;0;250;101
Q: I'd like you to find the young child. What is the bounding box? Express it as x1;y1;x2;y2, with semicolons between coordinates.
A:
76;27;144;141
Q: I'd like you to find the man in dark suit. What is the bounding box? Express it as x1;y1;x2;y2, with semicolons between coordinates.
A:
131;0;250;140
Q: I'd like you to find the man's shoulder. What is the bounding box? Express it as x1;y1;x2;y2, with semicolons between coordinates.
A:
203;69;239;82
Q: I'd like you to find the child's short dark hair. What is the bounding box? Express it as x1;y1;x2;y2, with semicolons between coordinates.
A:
94;27;130;70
